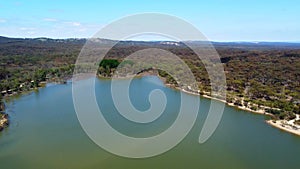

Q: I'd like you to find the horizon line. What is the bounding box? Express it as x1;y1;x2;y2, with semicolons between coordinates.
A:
1;35;300;43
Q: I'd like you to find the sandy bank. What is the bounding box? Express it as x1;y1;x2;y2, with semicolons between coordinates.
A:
0;113;9;131
266;118;300;137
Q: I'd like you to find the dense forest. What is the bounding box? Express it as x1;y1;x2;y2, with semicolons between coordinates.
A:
0;36;300;121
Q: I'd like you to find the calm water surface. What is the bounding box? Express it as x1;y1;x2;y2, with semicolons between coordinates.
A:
0;76;299;169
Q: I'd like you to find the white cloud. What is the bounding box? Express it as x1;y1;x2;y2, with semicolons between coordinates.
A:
73;22;81;26
65;21;81;27
43;18;58;22
20;27;36;31
78;28;87;32
27;31;35;35
0;19;6;23
0;18;103;38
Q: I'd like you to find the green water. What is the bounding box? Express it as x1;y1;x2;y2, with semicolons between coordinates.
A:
0;76;299;169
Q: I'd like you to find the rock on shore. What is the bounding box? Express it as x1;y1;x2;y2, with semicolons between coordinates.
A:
0;113;9;131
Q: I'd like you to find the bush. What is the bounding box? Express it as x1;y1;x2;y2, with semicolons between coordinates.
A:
226;96;233;103
287;112;296;120
294;120;300;125
99;59;120;69
250;105;258;111
265;108;281;115
234;99;243;106
277;113;286;120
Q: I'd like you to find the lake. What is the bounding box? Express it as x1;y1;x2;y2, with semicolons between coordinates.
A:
0;76;299;169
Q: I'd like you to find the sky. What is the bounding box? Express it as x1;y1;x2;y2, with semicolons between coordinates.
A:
0;0;299;41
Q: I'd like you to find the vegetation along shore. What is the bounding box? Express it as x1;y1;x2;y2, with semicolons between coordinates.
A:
0;36;299;135
0;95;9;131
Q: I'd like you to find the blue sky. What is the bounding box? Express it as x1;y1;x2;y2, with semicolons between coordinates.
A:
0;0;299;41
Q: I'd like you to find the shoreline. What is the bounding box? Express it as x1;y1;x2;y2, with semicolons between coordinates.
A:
0;113;9;131
0;78;70;132
178;85;300;137
1;73;299;137
0;98;9;131
266;118;300;137
167;83;273;116
152;75;300;136
98;73;300;137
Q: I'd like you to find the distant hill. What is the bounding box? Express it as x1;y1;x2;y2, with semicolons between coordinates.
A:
1;36;300;53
